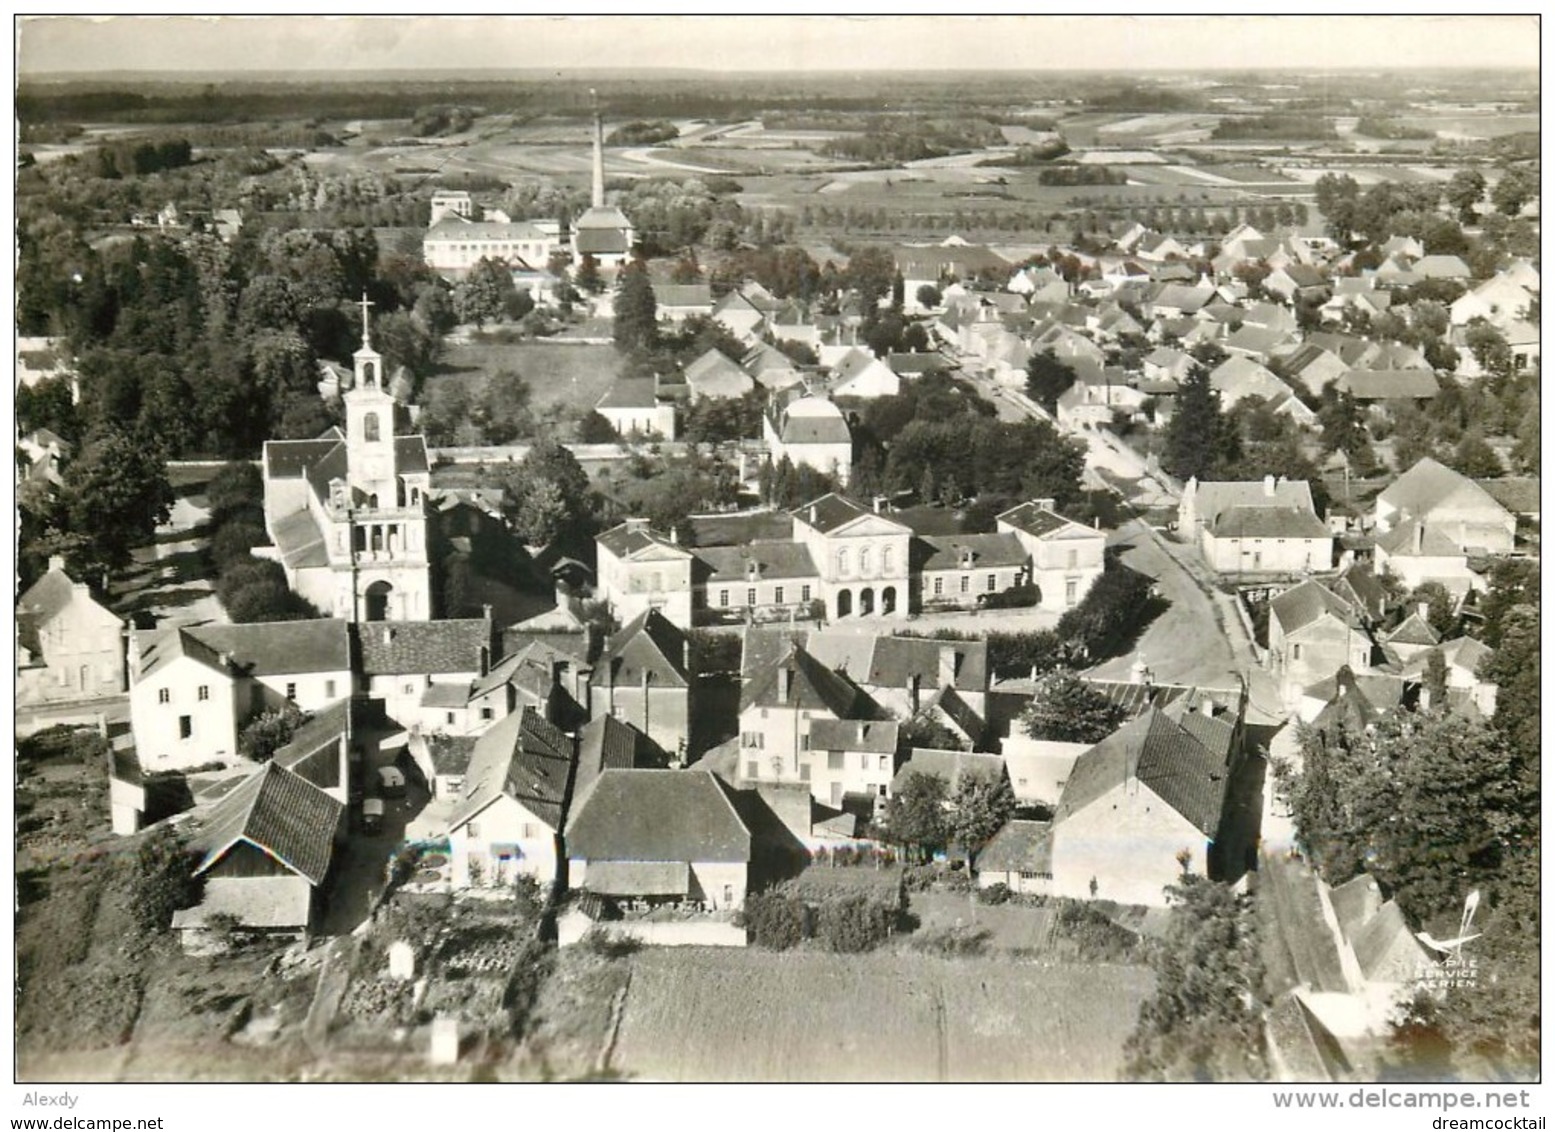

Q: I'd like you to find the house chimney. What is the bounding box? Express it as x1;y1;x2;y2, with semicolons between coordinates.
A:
478;645;490;677
1263;474;1277;497
1200;695;1216;718
778;664;792;703
47;554;65;574
938;647;957;687
908;672;922;713
669;525;679;545
1417;602;1430;622
383;626;394;645
809;504;817;524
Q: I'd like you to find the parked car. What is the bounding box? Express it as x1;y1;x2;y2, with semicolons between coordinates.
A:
362;797;385;835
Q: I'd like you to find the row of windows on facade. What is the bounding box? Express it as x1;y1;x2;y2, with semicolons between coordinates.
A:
462;822;542;840
432;241;548;259
158;679;337;704
738;734;892;778
54;663;117;687
744;761;891;800
701;571;1023;608
834;546;898;576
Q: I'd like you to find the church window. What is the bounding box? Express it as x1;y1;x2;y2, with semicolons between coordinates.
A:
362;361;376;386
363;412;381;442
860;547;871;573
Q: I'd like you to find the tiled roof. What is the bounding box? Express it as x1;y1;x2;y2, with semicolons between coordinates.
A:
1339;368;1439;401
566;769;750;863
891;748;1004;794
741;644;874;718
917;533;1028;572
1188;479;1315;528
270;508;328;569
684;348;754;399
192;762;343;886
1224;324;1292;357
597;377;661;410
590;608;690;690
775;398;852;446
272;697;356;771
448;706;575;832
976;819;1052;874
144;620;351;680
792;492;888;534
356;619;490;676
1270;580;1357;635
1400;636;1493;680
17;566;104;628
808;717;900;755
1380;457;1504;521
694;541;820;584
425;216;555;242
265;438;340;479
1209;505;1331;540
863;635;988;694
996;500;1095;539
596;520;689;560
653;283;713;308
1055;706;1235;837
1375;518;1464;558
395;436;430;474
421;682;472;708
1384;612;1440;647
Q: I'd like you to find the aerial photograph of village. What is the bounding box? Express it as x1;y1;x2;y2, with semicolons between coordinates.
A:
11;14;1542;1094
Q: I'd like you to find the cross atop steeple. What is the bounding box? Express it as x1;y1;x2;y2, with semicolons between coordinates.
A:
358;291;375;348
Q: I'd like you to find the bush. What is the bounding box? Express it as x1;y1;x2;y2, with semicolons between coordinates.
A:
209;518;267;572
503;937;554;1039
128;827;202;938
978;583;1040;611
815;893;894;953
1052;899;1142;963
902;864;939;893
910;923;992;958
979;881;1011;906
986;628;1068;680
239;704;307;762
579;926;641;959
741;889;809;951
205;460;264;522
940;867;973;895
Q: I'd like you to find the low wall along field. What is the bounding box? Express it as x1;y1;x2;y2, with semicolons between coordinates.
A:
607;948;1152;1081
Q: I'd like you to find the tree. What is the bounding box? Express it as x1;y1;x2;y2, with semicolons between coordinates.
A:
1478;604;1539;785
1422;647;1448;709
1313;172;1361;245
883;772;948;862
60;427;174;578
1025;350;1077;416
128;827;202;938
844;246;897;307
480;369;534;444
574;253;603;295
1020;668;1127;743
1463;321;1512;380
1123;874;1268;1081
1161;365;1238;481
1406;581;1456;638
239;703;307;762
1447;430;1503;478
577;409;620;443
612;259;659;354
1474;559;1539;649
914;283;942;309
948;774;1016;864
1490;166;1537;217
1444;169;1486;224
498;438;597;548
453;257;513;328
205;460;265;524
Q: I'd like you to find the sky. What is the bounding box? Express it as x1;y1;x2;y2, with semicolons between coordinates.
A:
15;14;1542;76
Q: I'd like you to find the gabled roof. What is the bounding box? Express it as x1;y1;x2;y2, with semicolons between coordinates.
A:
792;492;910;536
741;643;874;718
264;437;341;479
976;819;1052;874
17;565;115;629
597;377;661;410
694;540;819;584
1186;478;1316;528
590;608;690;690
996;500;1099;540
572;713;655;802
1332;561;1387;622
1380;458;1507;522
1375;518;1465;558
1224;324;1292;357
891;748;1004;794
862;635;988;694
191;762;343;886
808;717;900;755
596;519;692;561
566;769;750;863
917;532;1028;571
140;619;351;681
1384;612;1440;648
448;706;575;832
774;397;851;445
271;697;362;772
1400;636;1493;680
653;283;713;308
684;348;755;399
1338;368;1439;401
1209;505;1331;541
1270;580;1358;635
1055;706;1236;837
356;619;490;676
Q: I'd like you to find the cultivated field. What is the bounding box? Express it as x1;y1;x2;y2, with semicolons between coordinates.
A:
431;338;621;421
606;948;1152;1082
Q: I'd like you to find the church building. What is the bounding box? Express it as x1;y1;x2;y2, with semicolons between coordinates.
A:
260;297;436;622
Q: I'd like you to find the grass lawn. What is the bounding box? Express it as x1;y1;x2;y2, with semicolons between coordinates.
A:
605;947;1152;1082
430;339;622;437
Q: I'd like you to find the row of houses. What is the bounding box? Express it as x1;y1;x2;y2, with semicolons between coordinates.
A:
596;491;1106;628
